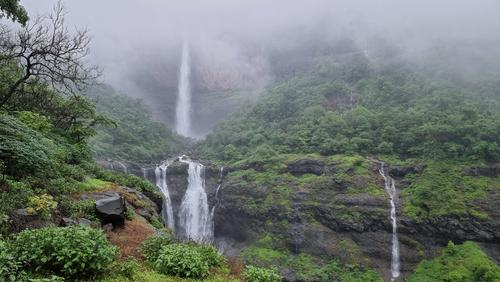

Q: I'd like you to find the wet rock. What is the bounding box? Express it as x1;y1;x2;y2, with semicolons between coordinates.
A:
9;208;55;232
287;159;325;176
95;193;126;227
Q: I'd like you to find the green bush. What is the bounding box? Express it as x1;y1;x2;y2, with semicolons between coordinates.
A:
141;234;176;262
153;243;210;279
408;241;500;282
196;244;225;268
0;114;56;177
11;226;117;279
243;265;282;282
0;240;21;281
58;197;98;221
124;208;135;220
27;194;58;220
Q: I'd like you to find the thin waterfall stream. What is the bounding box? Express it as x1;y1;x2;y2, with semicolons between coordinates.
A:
378;162;401;281
155;163;175;230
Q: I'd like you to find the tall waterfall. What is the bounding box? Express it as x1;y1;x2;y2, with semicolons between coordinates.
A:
155;164;175;230
178;158;213;242
175;39;192;137
378;162;401;281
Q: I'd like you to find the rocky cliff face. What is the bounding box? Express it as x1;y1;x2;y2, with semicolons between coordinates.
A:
98;157;500;281
212;157;500;281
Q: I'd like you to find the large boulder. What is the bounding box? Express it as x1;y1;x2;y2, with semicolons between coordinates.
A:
287;159;325;176
95;193;126;227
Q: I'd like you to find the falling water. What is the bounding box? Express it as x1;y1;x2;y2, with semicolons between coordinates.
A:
210;167;225;236
155;164;175;230
378;162;401;281
175;39;192;137
115;161;128;174
178;158;213;242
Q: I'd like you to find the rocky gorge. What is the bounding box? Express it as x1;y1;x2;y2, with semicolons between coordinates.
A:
98;156;500;281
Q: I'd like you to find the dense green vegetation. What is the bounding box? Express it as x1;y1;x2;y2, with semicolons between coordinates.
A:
199;57;500;163
88;84;185;161
407;241;500;282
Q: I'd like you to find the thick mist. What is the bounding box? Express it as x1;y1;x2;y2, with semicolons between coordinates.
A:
21;0;500;136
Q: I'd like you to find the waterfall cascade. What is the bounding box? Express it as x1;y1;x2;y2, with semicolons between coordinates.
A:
178;158;213;242
155;163;175;230
378;162;401;281
175;39;192;138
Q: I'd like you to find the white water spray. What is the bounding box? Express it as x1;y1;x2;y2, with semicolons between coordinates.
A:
155;164;175;230
175;39;192;137
178;158;213;242
378;162;401;281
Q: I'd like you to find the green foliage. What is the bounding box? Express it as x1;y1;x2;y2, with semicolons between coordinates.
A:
88;84;185;161
0;240;21;281
198;59;500;164
243;266;282;282
407;241;500;282
26;194;58;220
58;197;98;221
95;168;157;194
0;0;28;24
0;114;56;177
153;243;210;279
124;208;136;220
196;244;226;269
141;234;176;262
402;162;496;219
11;226;117;279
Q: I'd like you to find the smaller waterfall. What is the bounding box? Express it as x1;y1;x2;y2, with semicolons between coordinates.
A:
155;164;175;230
210;167;224;216
379;162;401;281
141;167;147;179
115;161;128;174
178;158;213;242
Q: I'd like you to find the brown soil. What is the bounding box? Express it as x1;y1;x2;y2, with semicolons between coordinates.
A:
107;214;156;259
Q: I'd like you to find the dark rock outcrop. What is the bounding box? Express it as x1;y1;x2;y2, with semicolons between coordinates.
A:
287;159;325;176
463;165;500;177
9;208;55;232
94;192;126;227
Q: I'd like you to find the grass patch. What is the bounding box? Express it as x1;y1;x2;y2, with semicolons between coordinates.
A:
77;177;114;192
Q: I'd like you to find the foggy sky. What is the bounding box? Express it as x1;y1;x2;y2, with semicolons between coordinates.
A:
20;0;500;90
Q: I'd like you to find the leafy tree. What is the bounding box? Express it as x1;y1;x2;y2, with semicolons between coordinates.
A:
0;0;27;25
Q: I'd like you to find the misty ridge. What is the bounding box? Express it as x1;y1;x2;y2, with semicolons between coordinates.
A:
21;0;500;136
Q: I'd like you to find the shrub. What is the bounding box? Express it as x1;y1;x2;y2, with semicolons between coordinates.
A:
244;266;282;282
0;114;56;177
27;194;58;220
153;243;210;279
141;234;175;262
407;241;500;282
124;208;135;220
196;244;225;268
58;197;97;221
109;257;140;278
11;226;117;279
0;240;21;281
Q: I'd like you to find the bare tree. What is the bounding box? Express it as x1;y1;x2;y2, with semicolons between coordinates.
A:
0;2;100;107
